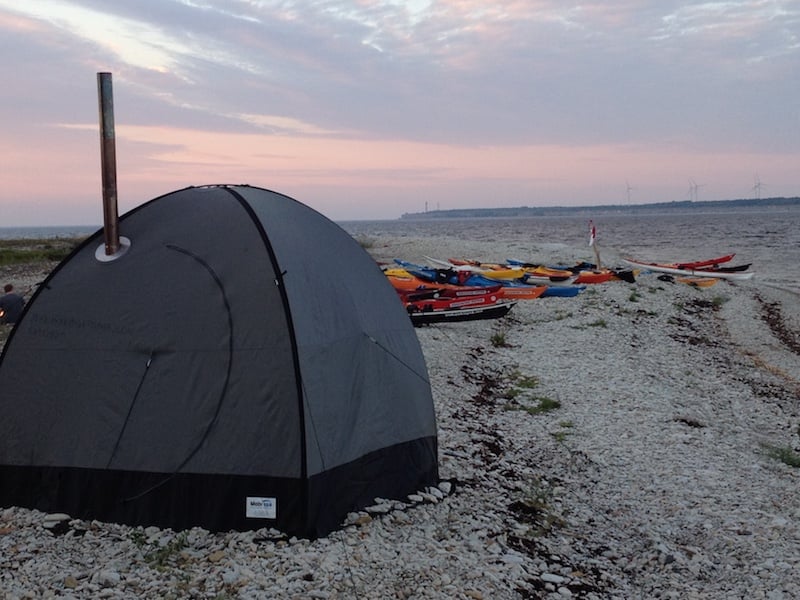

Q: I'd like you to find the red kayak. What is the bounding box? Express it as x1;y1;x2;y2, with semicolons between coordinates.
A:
398;284;503;302
404;291;502;313
675;254;735;269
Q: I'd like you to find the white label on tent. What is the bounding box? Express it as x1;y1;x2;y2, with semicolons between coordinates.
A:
246;497;277;519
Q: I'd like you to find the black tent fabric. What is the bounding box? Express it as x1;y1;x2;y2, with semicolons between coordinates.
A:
0;185;438;538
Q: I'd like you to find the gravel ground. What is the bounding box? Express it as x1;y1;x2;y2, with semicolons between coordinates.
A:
2;235;799;599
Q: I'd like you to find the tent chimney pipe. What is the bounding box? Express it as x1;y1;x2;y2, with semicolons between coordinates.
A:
97;72;120;256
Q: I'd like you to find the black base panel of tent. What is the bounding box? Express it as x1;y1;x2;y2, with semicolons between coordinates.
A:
0;437;438;538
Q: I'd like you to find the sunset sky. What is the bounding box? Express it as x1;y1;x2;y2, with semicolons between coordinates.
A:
0;1;798;225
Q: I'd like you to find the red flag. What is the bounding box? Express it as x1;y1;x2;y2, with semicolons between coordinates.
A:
589;220;596;246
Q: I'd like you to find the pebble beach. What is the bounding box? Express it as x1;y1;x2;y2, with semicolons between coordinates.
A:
2;231;800;599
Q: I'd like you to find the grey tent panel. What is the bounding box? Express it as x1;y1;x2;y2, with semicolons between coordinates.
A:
0;185;437;537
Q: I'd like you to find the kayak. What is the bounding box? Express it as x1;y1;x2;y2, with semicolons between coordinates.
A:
535;260;637;284
399;284;504;302
573;270;615;284
497;285;547;300
426;256;526;280
408;302;516;326
677;277;719;288
404;292;501;313
470;267;529;281
434;256;575;284
384;269;444;292
393;261;549;300
622;258;754;281
541;285;586;298
521;272;579;286
695;263;751;273
675;254;735;269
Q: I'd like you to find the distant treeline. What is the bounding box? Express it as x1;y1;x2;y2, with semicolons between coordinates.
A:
400;197;800;220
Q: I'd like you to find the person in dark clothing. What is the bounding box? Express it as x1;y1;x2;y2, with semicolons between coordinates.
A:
0;284;25;324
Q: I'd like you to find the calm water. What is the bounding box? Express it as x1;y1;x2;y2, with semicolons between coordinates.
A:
341;207;800;295
0;225;99;240
3;207;797;294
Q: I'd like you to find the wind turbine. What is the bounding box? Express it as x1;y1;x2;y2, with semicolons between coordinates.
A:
752;174;765;200
625;180;634;204
688;178;705;202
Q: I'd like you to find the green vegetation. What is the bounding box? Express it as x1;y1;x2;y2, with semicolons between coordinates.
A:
529;397;561;413
490;332;510;347
0;237;83;266
500;371;560;414
508;477;565;537
762;443;800;468
711;295;729;308
130;530;189;570
629;290;641;302
510;371;540;388
505;396;561;415
570;317;608;331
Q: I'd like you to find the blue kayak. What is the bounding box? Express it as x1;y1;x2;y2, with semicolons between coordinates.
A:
541;285;585;298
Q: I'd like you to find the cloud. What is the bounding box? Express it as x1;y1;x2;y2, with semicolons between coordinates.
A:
0;0;797;224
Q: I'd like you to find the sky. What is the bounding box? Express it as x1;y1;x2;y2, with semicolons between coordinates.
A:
0;1;798;225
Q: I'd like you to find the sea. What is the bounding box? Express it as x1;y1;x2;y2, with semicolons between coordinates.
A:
341;206;800;296
3;205;798;295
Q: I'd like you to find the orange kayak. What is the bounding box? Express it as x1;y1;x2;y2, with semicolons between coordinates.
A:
498;285;547;300
574;270;615;284
677;277;719;288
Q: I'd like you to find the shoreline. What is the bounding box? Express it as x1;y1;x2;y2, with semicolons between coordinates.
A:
2;234;800;598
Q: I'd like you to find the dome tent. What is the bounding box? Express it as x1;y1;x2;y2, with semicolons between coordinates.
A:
0;185;438;538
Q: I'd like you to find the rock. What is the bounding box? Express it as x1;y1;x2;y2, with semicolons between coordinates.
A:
207;550;226;563
91;570;120;587
43;513;71;524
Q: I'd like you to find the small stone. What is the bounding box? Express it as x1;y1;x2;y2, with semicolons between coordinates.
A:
427;486;444;499
43;513;71;523
365;503;392;515
92;570;121;587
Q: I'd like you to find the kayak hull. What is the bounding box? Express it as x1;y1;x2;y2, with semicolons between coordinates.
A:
408;302;516;325
622;258;754;281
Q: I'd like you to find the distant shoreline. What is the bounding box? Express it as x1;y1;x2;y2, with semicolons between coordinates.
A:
401;196;800;220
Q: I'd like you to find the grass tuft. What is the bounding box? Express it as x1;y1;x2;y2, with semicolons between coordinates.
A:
762;443;800;468
491;332;510;347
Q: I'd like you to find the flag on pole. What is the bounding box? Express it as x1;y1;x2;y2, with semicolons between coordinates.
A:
589;220;596;246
